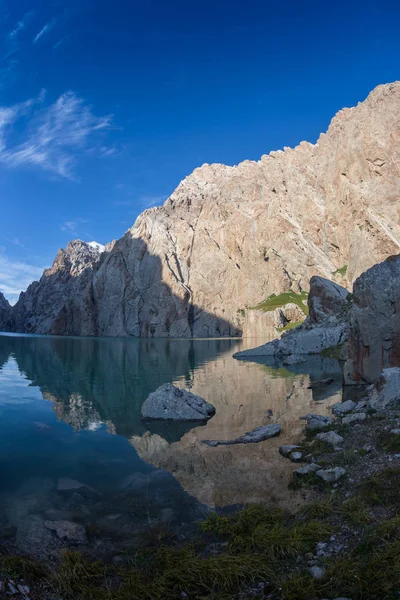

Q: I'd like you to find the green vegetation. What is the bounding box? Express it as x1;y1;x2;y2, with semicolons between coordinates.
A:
332;264;348;277
3;470;400;600
377;430;400;453
252;290;309;316
277;320;304;333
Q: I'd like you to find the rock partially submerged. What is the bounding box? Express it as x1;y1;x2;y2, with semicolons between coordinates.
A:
44;520;87;544
202;424;281;447
141;383;216;421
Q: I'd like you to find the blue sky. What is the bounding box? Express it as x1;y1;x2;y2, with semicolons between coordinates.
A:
0;0;399;303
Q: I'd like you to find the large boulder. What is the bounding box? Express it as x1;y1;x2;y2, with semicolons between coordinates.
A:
368;368;400;411
307;276;349;324
234;276;350;359
346;255;400;383
141;383;216;421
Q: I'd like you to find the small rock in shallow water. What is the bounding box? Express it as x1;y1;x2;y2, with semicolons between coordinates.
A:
316;467;346;482
332;400;357;416
279;444;301;457
316;431;344;446
202;423;281;446
57;478;99;495
308;565;325;579
44;520;87;544
342;412;366;425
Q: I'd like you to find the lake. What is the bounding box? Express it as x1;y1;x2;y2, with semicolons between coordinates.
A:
0;332;343;557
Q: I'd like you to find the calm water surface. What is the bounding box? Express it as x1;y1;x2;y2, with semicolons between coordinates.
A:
0;333;343;548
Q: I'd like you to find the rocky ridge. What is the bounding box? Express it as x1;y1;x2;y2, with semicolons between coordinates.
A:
1;81;400;337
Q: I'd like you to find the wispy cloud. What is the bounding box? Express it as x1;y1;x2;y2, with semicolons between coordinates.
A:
33;19;57;44
60;218;90;237
9;11;35;40
0;253;46;305
0;90;113;179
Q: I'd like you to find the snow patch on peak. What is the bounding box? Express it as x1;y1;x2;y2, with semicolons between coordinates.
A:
87;241;105;253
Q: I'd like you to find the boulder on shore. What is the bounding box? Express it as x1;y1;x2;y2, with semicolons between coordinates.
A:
141;383;216;421
368;368;400;411
234;277;349;359
345;255;400;384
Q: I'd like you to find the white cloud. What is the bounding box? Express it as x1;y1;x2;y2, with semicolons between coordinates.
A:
0;253;46;305
0;91;112;179
60;219;86;235
33;19;57;44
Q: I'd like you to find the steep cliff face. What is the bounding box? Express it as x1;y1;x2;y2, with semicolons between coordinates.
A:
9;82;400;337
12;240;107;335
0;292;11;331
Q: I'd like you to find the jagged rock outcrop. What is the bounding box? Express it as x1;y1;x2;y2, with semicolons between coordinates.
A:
0;292;11;331
234;277;350;358
344;255;400;383
7;82;400;337
11;240;108;335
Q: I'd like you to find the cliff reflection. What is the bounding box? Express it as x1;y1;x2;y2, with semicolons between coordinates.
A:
0;334;343;508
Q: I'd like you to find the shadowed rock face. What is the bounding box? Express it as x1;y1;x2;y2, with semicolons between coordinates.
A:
0;293;11;331
345;255;400;384
5;82;400;337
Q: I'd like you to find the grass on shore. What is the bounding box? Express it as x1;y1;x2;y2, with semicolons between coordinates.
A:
4;469;400;599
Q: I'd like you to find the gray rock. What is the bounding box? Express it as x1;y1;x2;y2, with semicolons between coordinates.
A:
316;431;344;447
345;256;400;384
332;400;357;416
300;413;332;431
202;423;281;446
44;520;87;544
316;467;346;482
16;515;62;559
307;276;349;325
368;368;400;411
390;428;400;435
279;444;302;457
289;451;303;462
57;477;97;494
342;412;366;425
141;383;215;421
294;463;322;476
308;565;325;579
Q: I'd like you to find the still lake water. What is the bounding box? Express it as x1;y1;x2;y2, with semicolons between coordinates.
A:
0;332;343;551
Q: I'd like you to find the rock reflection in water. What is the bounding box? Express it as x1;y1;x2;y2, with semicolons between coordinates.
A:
0;334;342;515
131;353;342;508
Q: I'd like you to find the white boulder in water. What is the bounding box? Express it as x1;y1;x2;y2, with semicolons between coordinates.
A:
141;383;216;421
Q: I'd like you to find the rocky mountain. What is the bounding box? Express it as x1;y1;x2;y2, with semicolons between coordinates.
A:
3;81;400;337
0;292;11;331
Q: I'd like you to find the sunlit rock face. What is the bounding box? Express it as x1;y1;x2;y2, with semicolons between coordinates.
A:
130;353;342;508
7;82;400;338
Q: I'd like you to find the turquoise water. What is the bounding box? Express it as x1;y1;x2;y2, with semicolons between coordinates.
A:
0;332;343;555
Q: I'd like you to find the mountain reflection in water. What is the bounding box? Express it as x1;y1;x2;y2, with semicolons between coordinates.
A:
0;333;343;511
